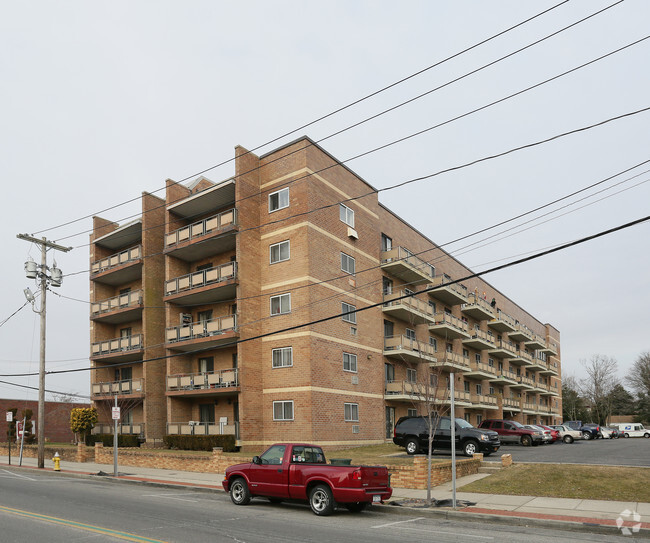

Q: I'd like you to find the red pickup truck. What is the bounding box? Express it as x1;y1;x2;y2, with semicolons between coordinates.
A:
222;443;392;516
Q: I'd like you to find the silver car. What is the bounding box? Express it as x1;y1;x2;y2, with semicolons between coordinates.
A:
524;425;552;443
549;424;582;444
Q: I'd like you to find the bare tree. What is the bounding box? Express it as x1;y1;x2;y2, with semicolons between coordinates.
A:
626;351;650;397
579;355;619;425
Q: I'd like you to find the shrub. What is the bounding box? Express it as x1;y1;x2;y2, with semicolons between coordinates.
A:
85;434;140;447
163;434;236;452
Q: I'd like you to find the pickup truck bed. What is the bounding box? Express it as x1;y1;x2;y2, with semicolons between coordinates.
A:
223;443;392;515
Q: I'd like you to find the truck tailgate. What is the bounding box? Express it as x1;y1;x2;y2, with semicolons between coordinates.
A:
359;465;390;487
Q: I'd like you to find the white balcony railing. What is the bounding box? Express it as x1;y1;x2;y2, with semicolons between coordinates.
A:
91;245;142;274
165;208;237;248
91;334;143;357
165;262;237;296
166;315;237;343
91;378;144;397
167;368;238;391
166;421;239;437
91;290;142;317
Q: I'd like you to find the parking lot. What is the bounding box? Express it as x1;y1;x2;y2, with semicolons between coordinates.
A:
423;437;650;467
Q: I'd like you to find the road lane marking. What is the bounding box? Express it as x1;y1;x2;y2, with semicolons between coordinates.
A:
0;469;36;481
398;526;494;539
372;517;425;528
0;505;168;542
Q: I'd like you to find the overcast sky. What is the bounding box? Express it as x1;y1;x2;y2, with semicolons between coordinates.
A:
1;1;648;402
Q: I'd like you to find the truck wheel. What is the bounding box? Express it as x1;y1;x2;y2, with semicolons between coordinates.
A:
345;502;368;513
405;438;419;455
463;440;478;457
521;435;532;447
563;435;573;444
230;478;251;506
582;432;592;440
645;433;650;438
624;433;629;438
310;484;335;516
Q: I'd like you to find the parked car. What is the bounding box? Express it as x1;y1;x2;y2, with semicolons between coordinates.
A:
222;443;392;516
393;415;501;456
524;425;552;443
599;427;619;439
478;419;544;446
539;425;560;442
549;424;582;443
611;423;650;438
564;421;600;440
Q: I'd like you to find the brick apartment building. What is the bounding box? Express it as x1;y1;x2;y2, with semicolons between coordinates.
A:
89;137;562;449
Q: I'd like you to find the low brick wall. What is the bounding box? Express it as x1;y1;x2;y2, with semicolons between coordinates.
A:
388;455;482;489
5;443;92;463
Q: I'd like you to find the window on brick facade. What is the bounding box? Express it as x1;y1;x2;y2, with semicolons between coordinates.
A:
344;403;359;422
407;368;416;383
464;381;470;392
270;293;291;315
407;408;417;417
273;400;294;421
405;328;416;341
272;347;293;368
341;252;355;275
340;204;354;227
343;352;357;373
270;240;290;264
476;383;483;395
342;302;356;324
429;337;437;351
381;233;392;251
475;353;481;363
476;414;483;425
269;187;289;212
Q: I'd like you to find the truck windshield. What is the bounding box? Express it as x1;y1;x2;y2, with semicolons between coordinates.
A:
259;445;286;465
455;419;474;429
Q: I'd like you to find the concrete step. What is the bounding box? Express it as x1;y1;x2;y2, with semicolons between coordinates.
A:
478;466;502;474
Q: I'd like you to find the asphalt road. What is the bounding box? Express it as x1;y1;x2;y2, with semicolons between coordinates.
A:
0;467;633;542
415;435;650;466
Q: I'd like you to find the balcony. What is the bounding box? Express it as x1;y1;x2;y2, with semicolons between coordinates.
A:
166;420;238;437
462;329;495;351
165;208;238;262
540;360;559;376
488;371;519;386
508;325;533;343
522;402;537;414
381;247;435;285
428;313;470;340
464;361;497;380
426;274;468;306
509;376;534;390
167;177;235;220
470;394;498;409
90;290;143;324
92;423;145;435
528;357;548;372
382;292;435;325
90;245;143;286
509;350;533;367
383;335;437;364
487;310;516;333
167;368;239;395
487;338;517;359
166;315;238;352
461;294;495;321
91;334;143;362
429;351;471;372
540;342;558;357
165;262;237;305
439;390;472;407
91;378;144;398
503;398;521;411
525;332;546;351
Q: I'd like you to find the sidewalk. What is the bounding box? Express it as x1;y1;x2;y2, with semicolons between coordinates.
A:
2;455;649;534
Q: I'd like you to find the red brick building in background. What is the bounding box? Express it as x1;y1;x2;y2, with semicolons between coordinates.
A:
89;137;562;449
0;399;90;443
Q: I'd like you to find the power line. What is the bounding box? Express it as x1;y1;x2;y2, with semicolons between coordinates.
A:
32;1;570;237
0;379;90;400
0;301;31;328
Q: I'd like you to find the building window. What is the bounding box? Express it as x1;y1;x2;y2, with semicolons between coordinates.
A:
407;408;417;417
340;204;355;227
476;384;483;395
475;353;481;364
270;293;291;315
382;277;393;295
269;187;289;212
462;348;469;357
476;414;483;425
343;352;357;373
464;381;470;392
381;233;392;251
342;302;357;324
199;357;214;373
272;347;293;368
405;328;416;341
270;240;290;264
489;386;495;395
344;403;359;422
341;252;356;275
273;400;294;421
407;368;417;383
429;337;437;351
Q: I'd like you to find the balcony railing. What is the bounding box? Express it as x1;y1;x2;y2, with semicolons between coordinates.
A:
91;245;142;274
503;398;521;409
165;261;237;296
166;421;239;437
432;351;471;370
91;378;144;397
383;335;437;361
471;394;497;407
166;315;237;343
167;368;239;391
92;423;145;435
91;334;143;357
381;247;435;284
91;290;142;317
165;208;237;248
427;274;468;304
461;294;495;320
429;312;470;339
382;291;434;324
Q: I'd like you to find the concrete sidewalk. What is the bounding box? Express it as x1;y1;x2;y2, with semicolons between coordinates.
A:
2;455;649;534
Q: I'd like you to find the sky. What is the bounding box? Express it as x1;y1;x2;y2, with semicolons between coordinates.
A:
1;1;648;402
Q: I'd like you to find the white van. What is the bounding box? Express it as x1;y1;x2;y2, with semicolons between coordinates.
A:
611;423;650;438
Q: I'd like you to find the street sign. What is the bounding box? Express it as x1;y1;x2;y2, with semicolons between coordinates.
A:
5;412;12;422
111;407;121;420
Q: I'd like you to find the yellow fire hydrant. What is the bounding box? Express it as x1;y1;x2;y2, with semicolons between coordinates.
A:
53;452;61;472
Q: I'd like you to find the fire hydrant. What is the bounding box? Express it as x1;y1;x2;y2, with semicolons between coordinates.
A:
53;452;61;472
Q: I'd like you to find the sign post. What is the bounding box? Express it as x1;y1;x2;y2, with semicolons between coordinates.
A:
6;412;12;465
112;398;120;477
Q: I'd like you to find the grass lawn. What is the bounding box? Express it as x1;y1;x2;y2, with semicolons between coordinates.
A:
459;463;650;502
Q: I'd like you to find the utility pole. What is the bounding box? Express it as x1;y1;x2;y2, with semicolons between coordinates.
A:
17;234;71;469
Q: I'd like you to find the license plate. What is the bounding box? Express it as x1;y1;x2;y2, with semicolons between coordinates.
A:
372;495;381;503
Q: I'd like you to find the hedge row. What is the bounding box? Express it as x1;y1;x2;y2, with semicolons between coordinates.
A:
163;434;237;452
85;434;141;447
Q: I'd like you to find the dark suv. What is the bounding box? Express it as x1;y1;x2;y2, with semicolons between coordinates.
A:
393;416;500;457
564;421;600;440
478;419;544;446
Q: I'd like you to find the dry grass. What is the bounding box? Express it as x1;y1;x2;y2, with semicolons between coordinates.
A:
459;463;650;502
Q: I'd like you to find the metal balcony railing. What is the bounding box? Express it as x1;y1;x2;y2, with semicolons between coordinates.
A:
91;245;142;274
166;315;237;343
91;290;142;317
428;274;468;299
92;423;145;435
383;335;437;358
432;312;469;334
165;208;237;248
91;334;143;357
165;261;237;296
166;421;239;437
167;368;239;391
383;291;434;317
91;378;144;397
381;247;435;281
